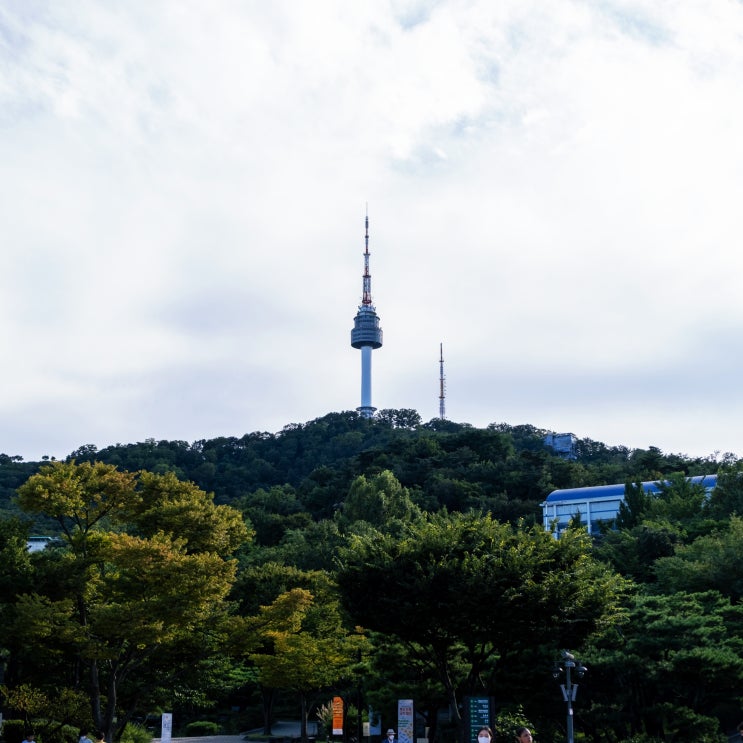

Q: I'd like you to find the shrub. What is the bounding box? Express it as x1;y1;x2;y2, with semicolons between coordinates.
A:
119;725;152;743
184;722;220;737
494;706;534;743
58;725;80;743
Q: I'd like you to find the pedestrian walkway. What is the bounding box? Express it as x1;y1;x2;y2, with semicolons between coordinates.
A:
246;722;317;738
152;736;247;743
152;720;318;743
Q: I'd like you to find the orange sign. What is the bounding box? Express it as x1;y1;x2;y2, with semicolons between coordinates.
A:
332;696;344;736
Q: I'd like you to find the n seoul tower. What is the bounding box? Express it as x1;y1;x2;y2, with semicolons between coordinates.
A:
350;211;383;418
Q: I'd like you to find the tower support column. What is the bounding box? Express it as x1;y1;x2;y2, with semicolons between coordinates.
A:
358;346;375;417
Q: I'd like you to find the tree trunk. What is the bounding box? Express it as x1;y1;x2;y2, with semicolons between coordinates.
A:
300;691;309;743
102;665;118;743
262;687;275;736
435;658;463;743
90;659;103;733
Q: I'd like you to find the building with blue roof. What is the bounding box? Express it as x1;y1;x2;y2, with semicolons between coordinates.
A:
541;474;718;535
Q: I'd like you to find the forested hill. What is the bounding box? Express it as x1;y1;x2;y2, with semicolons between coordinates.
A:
0;409;719;523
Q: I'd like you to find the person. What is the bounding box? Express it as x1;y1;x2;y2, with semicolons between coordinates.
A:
79;730;93;743
386;729;396;743
515;727;533;743
737;721;743;739
94;732;106;743
477;725;494;743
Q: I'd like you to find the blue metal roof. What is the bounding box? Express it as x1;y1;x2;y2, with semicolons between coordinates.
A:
543;474;718;505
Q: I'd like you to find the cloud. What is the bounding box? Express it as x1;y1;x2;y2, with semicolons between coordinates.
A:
1;1;742;461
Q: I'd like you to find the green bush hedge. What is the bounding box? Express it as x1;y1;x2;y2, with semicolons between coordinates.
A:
119;724;152;743
184;722;220;737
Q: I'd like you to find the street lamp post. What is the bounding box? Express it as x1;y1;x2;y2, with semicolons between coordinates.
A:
552;650;587;743
355;649;364;743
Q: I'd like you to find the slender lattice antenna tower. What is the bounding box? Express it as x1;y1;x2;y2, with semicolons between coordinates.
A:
350;209;383;417
439;342;446;419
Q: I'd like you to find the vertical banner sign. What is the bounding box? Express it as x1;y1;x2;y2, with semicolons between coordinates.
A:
332;696;345;736
368;708;381;736
465;697;492;743
397;699;414;743
161;713;173;743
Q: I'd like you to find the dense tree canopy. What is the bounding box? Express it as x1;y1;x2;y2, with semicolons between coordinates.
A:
336;511;628;741
1;411;712;520
584;591;743;742
0;411;736;743
9;461;250;742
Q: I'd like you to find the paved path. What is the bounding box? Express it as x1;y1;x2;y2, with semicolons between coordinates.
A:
152;721;318;743
152;737;247;743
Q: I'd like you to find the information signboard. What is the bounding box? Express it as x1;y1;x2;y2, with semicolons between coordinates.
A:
161;713;173;743
465;696;493;743
397;699;414;743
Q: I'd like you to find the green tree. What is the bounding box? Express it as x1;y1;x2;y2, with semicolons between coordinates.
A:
0;514;33;609
597;476;719;583
255;519;345;572
361;631;453;743
595;523;678;583
12;461;250;741
129;470;251;553
615;482;651;529
654;515;743;600
236;588;367;742
1;683;91;742
645;473;709;535
585;591;743;741
237;485;311;547
376;409;422;429
336;512;628;742
340;470;421;527
705;461;743;519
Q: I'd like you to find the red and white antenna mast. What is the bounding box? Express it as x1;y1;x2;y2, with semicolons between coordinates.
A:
439;342;446;419
362;207;372;306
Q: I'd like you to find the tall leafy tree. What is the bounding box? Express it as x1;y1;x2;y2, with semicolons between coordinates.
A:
234;588;367;742
594;523;679;583
237;485;311;547
12;461;250;741
615;481;652;529
584;591;743;741
705;461;743;519
340;471;421;527
336;512;628;741
654;515;743;601
645;473;710;535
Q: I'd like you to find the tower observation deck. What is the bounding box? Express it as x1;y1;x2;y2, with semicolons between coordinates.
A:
350;212;383;418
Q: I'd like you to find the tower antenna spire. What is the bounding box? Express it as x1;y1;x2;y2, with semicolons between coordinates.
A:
439;342;446;420
351;208;383;418
362;205;372;306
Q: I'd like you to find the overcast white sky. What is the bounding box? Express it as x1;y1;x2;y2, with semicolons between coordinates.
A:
2;0;743;462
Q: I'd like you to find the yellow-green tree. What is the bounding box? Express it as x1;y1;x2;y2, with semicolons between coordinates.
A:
0;683;90;740
13;461;250;742
238;587;367;742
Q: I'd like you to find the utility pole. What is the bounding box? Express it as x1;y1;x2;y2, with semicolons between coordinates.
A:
553;650;587;743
